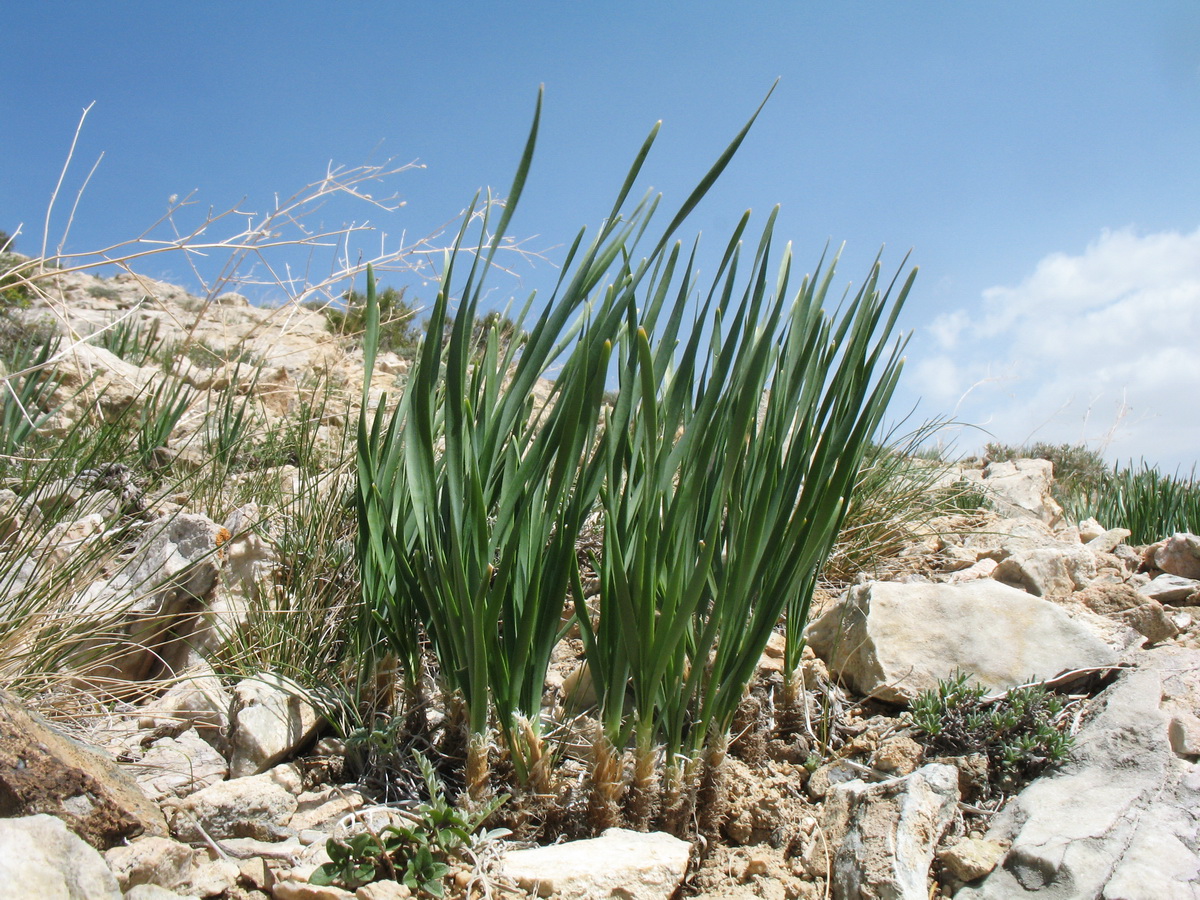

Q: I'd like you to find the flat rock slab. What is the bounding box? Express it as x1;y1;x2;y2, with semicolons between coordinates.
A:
502;827;691;900
0;689;167;849
806;581;1118;703
960;646;1200;899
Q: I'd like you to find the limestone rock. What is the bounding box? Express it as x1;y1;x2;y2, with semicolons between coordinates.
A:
994;545;1097;598
943;556;998;584
805;759;865;801
1168;711;1200;757
960;647;1200;899
187;857;241;897
290;786;365;833
137;662;232;748
170;770;298;842
1075;583;1180;644
1139;573;1200;604
805;581;1118;703
962;516;1058;560
501;827;691;900
1154;532;1200;579
0;814;123;899
938;838;1008;883
355;881;413;899
980;459;1063;525
273;881;354;899
1084;527;1132;554
822;764;959;900
124;885;199;900
70;513;227;682
872;736;924;776
0;689;168;848
227;673;322;778
126;727;228;803
104;835;195;891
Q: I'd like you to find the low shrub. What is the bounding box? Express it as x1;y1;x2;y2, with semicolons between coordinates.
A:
326;284;422;356
908;672;1074;792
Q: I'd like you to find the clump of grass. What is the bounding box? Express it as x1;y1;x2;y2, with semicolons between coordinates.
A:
824;420;984;584
0;329;65;457
357;87;633;791
93;315;165;367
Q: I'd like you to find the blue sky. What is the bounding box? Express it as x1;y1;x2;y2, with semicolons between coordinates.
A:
5;3;1200;468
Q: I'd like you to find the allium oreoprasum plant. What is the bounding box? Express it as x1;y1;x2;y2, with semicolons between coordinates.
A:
355;87;770;793
579;219;912;832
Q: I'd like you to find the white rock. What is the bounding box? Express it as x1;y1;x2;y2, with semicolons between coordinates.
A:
138;662;232;746
129;728;228;802
938;838;1008;882
1084;527;1132;554
1138;573;1200;604
980;459;1063;526
1168;712;1200;757
290;786;365;832
69;513;226;681
272;880;355;899
355;881;413;899
104;835;194;891
170;770;298;842
994;545;1097;598
228;673;322;777
943;557;998;584
1154;533;1200;579
823;764;959;900
187;858;241;897
502;827;691;900
805;580;1118;703
124;885;200;900
960;647;1200;899
0;814;122;899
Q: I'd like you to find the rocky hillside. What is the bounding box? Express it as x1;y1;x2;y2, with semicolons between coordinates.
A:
0;265;1198;899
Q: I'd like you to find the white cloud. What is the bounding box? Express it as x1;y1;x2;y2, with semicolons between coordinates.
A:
908;226;1200;470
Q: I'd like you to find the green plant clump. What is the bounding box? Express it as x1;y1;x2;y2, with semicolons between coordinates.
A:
357;85;912;836
311;751;507;894
1066;461;1200;545
0;251;34;307
908;672;1074;791
327;284;423;356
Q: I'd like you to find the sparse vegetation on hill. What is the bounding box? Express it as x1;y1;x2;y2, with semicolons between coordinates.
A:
987;439;1200;543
